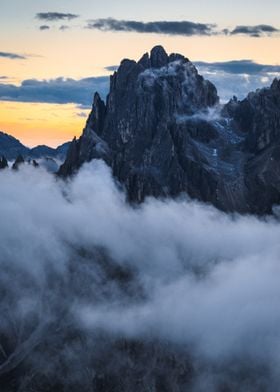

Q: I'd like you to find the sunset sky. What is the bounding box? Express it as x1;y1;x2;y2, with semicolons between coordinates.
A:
1;0;280;147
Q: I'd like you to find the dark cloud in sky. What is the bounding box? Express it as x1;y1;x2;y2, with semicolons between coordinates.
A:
39;25;50;31
86;18;216;36
0;51;26;60
76;111;88;118
230;24;279;37
59;25;70;31
86;19;280;38
36;12;79;21
38;25;71;31
195;60;280;75
0;77;109;106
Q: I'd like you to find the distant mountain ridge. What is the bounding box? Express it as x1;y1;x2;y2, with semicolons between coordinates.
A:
0;131;70;161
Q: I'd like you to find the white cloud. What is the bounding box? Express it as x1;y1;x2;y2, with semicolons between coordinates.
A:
1;161;280;387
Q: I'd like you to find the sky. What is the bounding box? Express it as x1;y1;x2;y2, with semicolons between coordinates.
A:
1;0;280;147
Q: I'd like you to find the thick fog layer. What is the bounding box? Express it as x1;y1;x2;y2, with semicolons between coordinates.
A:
1;161;280;390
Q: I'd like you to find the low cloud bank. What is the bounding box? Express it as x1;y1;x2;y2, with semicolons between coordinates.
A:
1;161;280;389
1;60;278;107
195;61;280;102
0;76;109;106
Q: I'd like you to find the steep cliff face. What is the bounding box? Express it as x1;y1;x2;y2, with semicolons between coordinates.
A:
59;46;280;214
224;79;280;214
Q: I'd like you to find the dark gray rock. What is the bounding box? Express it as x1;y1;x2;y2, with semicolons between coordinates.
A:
59;46;280;215
150;45;169;68
12;155;25;170
0;156;8;170
222;78;280;214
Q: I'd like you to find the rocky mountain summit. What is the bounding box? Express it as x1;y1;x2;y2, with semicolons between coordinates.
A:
58;45;280;214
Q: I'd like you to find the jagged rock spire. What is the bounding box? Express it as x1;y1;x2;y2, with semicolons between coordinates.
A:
150;45;169;68
12;155;24;170
0;156;8;169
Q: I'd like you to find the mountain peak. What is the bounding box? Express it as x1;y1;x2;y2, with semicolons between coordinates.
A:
137;46;188;70
150;45;169;68
59;46;280;215
59;46;219;180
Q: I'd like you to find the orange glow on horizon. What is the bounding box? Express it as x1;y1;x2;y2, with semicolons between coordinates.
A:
0;101;88;147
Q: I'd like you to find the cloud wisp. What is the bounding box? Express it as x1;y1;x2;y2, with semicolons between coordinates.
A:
86;18;280;38
195;59;280;75
86;18;217;36
59;25;70;31
39;25;50;31
1;161;280;389
230;24;279;37
36;12;79;21
0;51;26;60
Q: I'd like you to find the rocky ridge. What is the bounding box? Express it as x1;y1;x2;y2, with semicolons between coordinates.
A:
57;46;280;214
